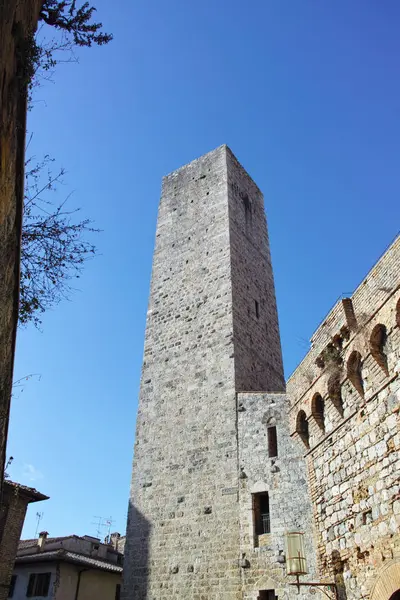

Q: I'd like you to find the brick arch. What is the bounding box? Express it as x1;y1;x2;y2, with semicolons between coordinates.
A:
370;323;389;374
328;372;343;415
254;575;279;595
311;393;325;431
296;410;309;448
347;350;364;397
369;559;400;600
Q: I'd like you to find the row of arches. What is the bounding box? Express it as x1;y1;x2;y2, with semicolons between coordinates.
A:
296;317;395;448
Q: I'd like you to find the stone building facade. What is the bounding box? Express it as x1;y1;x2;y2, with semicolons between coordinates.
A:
287;236;400;600
0;481;48;600
123;146;318;600
13;532;123;599
124;145;400;600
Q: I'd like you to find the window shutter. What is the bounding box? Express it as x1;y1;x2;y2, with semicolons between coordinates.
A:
43;572;51;596
27;574;35;597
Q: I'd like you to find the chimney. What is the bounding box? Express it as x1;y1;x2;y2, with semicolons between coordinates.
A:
38;531;48;551
110;532;120;551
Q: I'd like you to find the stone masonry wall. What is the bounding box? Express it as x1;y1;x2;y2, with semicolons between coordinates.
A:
124;146;289;600
124;146;241;600
237;392;318;600
227;150;285;393
288;236;400;600
0;488;31;600
0;0;42;505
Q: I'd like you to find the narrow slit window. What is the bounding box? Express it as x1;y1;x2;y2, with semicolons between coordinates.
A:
267;426;278;457
255;300;259;319
253;492;270;541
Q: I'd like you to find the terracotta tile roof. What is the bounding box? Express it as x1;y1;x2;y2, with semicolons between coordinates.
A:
18;535;75;550
15;549;123;573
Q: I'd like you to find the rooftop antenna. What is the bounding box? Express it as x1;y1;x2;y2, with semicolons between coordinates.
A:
34;512;44;538
91;515;115;542
91;516;103;539
104;516;115;542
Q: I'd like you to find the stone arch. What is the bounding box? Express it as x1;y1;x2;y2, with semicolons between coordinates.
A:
347;350;364;397
369;559;400;600
255;575;279;595
296;410;309;448
370;324;389;374
251;481;269;494
328;372;343;415
311;393;325;431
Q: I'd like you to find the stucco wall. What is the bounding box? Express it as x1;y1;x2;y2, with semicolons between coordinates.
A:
12;563;57;600
57;563;121;600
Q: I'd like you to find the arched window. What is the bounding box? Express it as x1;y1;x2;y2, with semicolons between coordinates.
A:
396;298;400;328
311;393;325;432
296;410;309;448
347;351;364;397
370;324;388;374
328;372;343;415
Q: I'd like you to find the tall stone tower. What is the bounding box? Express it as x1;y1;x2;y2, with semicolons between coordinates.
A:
123;146;315;600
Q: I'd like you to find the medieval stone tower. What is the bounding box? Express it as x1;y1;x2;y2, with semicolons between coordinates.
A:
123;146;316;600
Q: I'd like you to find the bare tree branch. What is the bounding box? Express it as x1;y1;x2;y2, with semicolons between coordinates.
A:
20;156;100;327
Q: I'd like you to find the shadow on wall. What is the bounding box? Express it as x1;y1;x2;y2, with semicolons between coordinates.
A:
331;550;348;600
122;503;150;600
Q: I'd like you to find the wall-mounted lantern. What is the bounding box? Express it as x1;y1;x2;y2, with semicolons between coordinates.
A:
285;532;338;600
286;531;308;576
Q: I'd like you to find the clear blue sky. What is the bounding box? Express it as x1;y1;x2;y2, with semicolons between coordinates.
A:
8;0;400;539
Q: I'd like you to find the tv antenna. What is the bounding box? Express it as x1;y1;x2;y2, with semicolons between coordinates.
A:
91;515;115;541
34;512;44;537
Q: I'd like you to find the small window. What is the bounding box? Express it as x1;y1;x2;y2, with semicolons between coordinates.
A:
296;410;309;448
253;492;270;543
115;584;121;600
243;194;252;228
259;591;276;600
396;298;400;328
27;573;51;597
8;575;16;598
255;300;260;319
267;426;278;458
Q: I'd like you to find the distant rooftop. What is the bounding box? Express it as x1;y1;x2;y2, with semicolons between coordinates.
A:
15;549;123;573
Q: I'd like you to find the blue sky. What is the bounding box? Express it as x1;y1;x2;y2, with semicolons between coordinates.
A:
8;0;400;538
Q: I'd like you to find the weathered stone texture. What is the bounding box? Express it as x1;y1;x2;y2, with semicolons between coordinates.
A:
123;146;302;600
237;392;317;600
288;235;400;600
0;482;47;600
227;151;285;393
0;0;42;497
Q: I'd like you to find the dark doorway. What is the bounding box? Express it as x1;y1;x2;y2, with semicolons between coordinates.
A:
258;591;276;600
389;591;400;600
